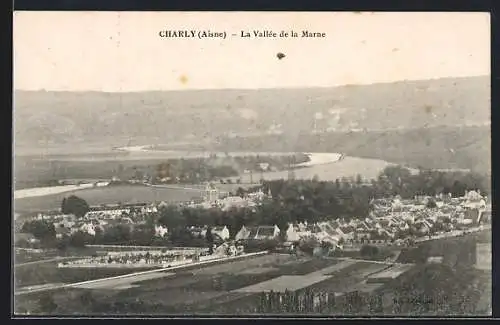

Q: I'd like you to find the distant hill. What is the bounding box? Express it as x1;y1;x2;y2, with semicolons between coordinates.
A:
14;76;490;151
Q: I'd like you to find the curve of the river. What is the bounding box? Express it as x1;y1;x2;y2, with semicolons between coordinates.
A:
14;149;393;200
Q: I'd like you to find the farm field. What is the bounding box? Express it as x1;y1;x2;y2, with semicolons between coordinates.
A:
475;270;492;315
17;248;489;315
396;232;480;267
475;243;491;271
14;150;313;190
14;184;203;213
14;183;100;199
17;254;418;315
72;272;176;290
14;260;152;289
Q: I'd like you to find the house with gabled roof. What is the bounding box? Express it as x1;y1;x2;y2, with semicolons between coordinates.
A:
356;221;372;232
236;225;280;241
254;225;280;240
235;225;251;241
285;223;301;242
211;226;230;241
414;219;432;235
478;210;491;224
337;225;355;241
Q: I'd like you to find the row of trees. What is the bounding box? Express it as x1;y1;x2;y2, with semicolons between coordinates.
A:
370;165;489;199
250;289;383;314
113;153;311;185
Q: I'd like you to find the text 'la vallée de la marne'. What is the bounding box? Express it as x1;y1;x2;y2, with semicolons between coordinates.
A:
239;30;326;38
158;29;326;39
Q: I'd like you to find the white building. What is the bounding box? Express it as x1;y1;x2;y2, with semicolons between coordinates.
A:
203;183;220;204
155;225;169;237
80;223;97;236
235;225;251;241
219;196;250;211
253;225;280;240
236;225;280;241
211;226;230;241
142;205;158;213
285;224;301;242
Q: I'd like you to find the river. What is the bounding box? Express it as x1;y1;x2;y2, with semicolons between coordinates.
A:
14;150;392;199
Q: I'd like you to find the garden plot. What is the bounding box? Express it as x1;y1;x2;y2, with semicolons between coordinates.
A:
234;258;360;293
71;272;175;290
366;264;413;283
308;259;358;276
304;261;392;294
240;267;280;275
352;263;391;278
234;274;332;293
278;258;338;275
122;285;236;309
190;254;296;276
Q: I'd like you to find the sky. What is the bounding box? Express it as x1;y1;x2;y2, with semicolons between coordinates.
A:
13;11;490;92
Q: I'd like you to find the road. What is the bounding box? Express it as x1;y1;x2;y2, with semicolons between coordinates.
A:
333;257;414;266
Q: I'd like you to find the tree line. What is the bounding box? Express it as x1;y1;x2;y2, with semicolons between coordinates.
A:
113;153;310;185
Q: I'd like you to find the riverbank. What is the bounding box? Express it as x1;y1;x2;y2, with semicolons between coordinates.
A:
13;151;345;200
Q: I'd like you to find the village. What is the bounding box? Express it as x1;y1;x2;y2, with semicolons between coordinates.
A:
15;179;491;269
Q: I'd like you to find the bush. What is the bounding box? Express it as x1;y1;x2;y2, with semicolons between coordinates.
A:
21;220;56;242
298;238;320;255
243;239;280;252
360;245;379;258
69;231;94;247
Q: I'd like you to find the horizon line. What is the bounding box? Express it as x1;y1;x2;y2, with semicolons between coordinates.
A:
13;74;490;94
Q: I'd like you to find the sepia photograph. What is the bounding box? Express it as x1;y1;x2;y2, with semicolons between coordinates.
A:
12;11;491;316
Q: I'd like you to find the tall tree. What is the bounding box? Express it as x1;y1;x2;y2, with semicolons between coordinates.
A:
22;220;56;242
206;226;214;253
61;195;90;218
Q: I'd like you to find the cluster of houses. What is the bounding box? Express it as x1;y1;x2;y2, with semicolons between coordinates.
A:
190;189;492;250
184;184;271;211
287;190;491;247
16;203;165;243
16;187;491;253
